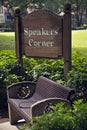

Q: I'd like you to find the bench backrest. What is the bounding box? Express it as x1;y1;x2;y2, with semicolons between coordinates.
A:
36;76;74;100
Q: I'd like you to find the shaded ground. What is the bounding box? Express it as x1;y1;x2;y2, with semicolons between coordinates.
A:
0;108;9;123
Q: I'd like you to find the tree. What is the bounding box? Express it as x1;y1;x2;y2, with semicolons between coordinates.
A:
4;0;87;27
71;0;87;27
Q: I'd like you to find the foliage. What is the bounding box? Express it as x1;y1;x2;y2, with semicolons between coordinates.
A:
0;49;87;108
0;21;14;32
8;0;28;10
65;51;87;101
0;50;63;108
7;0;87;28
0;29;87;108
0;50;16;108
32;59;64;82
21;99;87;130
4;21;14;31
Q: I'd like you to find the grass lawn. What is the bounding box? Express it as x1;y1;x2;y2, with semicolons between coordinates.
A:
0;30;87;55
0;32;15;50
72;30;87;55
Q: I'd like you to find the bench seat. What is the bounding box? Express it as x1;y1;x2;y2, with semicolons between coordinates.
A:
7;76;74;124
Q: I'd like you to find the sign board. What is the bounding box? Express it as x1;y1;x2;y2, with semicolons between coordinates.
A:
22;10;63;58
15;3;71;79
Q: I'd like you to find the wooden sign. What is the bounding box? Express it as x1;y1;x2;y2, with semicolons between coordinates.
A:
15;3;71;79
22;10;63;58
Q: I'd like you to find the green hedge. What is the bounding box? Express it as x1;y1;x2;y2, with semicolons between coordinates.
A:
22;99;87;130
65;51;87;101
0;50;87;108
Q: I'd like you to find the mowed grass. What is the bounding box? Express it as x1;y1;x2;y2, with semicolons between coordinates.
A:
0;30;87;55
0;32;15;50
72;30;87;55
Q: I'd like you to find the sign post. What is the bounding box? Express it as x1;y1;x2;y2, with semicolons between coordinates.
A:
15;3;71;80
15;7;23;65
63;3;71;80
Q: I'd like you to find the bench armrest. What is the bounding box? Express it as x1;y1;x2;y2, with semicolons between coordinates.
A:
31;97;70;117
7;81;36;98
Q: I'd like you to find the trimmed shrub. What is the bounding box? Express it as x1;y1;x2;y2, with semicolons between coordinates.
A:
65;51;87;101
21;99;87;130
0;50;87;108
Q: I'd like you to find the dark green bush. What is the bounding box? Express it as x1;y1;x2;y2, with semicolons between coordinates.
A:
21;99;87;130
0;21;14;32
0;50;87;108
31;59;64;82
65;51;87;101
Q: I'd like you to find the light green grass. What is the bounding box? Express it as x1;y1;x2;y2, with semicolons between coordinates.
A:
0;32;14;36
0;32;15;50
72;30;87;55
0;30;87;55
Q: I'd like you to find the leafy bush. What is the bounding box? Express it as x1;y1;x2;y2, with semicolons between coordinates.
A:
31;59;64;82
0;21;14;32
0;50;16;108
0;50;38;108
65;51;87;101
22;99;87;130
0;50;87;108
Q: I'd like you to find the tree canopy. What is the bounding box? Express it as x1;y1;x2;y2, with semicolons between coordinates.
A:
1;0;87;27
1;0;86;13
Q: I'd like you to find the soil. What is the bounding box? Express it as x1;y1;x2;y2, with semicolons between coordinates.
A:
0;108;9;123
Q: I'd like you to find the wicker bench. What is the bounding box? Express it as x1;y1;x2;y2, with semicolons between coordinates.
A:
7;76;74;125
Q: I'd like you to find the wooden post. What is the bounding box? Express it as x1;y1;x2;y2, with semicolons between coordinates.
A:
15;7;23;65
63;3;71;80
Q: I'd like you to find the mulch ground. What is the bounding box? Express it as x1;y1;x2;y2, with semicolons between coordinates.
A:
0;108;9;123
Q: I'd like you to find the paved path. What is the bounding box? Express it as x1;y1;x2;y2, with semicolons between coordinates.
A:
0;120;25;130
